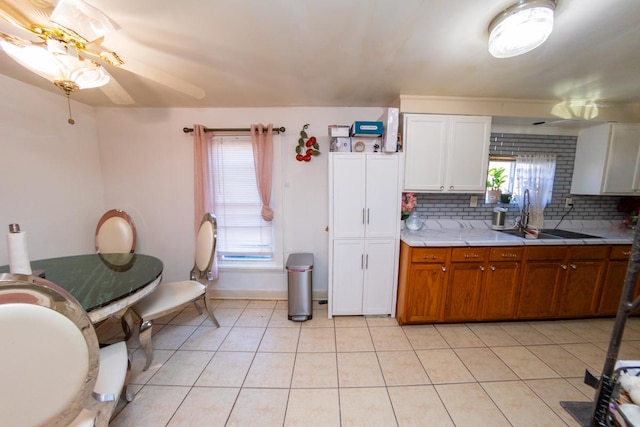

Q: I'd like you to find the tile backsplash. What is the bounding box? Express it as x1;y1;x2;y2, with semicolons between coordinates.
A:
412;132;628;224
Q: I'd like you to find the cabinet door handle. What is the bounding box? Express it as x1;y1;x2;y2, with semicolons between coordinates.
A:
623;251;631;256
362;208;365;225
490;265;496;271
367;209;370;224
570;264;577;270
479;266;485;271
361;254;364;269
441;266;446;272
561;264;567;270
366;254;369;269
440;186;444;191
449;185;454;190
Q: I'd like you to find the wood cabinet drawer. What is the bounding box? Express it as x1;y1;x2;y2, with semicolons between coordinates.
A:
411;248;449;263
489;247;523;262
610;245;632;260
567;245;609;260
525;246;567;261
451;247;489;262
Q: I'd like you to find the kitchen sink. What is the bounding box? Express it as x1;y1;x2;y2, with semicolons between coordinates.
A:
499;228;600;239
539;229;601;239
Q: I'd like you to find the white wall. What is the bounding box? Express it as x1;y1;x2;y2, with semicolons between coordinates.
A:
95;107;385;298
0;75;105;265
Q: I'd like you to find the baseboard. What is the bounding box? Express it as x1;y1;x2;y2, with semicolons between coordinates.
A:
209;289;328;301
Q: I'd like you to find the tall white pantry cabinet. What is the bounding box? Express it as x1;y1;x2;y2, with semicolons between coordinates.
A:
328;152;403;317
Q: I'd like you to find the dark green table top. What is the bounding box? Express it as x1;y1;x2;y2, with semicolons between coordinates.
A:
0;254;163;314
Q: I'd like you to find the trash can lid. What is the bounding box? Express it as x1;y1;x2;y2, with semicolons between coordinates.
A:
286;253;314;270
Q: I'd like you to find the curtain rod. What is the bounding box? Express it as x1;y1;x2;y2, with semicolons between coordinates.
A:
182;126;286;134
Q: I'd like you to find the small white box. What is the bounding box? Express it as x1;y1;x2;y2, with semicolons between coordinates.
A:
332;137;352;152
328;125;350;137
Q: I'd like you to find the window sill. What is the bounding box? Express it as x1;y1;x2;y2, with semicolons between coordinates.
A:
219;259;284;271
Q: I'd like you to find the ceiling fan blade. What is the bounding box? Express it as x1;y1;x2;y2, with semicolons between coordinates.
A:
119;59;206;99
0;0;47;39
99;68;135;105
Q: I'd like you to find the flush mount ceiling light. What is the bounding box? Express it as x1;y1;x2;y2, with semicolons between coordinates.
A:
488;0;557;58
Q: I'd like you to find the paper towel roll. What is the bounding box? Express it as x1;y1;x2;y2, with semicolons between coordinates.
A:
7;230;32;275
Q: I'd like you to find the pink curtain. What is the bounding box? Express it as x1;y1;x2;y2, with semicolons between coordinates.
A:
250;123;274;221
193;124;214;232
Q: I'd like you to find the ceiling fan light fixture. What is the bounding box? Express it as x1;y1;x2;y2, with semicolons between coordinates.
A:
488;0;556;58
0;39;109;90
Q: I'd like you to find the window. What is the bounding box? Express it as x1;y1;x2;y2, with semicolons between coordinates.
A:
210;135;280;266
486;156;516;203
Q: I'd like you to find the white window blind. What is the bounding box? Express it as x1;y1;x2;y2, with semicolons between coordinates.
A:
210;135;273;259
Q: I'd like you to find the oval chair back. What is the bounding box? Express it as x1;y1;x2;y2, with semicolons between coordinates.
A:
192;213;217;281
0;273;99;427
95;209;137;254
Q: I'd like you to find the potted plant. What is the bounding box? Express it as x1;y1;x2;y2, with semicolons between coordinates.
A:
486;167;507;204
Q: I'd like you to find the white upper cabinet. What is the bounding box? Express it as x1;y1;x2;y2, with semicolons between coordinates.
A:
402;114;491;193
330;153;401;239
571;123;640;195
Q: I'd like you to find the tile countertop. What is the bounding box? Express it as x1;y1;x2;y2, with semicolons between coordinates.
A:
401;219;638;247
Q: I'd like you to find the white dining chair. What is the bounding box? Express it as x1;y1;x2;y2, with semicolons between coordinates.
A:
0;273;130;427
128;213;220;370
95;208;137;254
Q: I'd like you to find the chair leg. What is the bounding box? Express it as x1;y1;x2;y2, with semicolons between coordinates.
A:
121;309;134;342
139;320;154;371
204;295;220;328
193;301;203;315
123;354;133;402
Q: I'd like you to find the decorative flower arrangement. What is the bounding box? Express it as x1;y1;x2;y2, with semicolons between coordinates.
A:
401;192;416;220
295;123;320;162
618;197;640;229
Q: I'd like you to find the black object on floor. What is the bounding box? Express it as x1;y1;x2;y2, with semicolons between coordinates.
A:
560;401;593;427
318;300;327;305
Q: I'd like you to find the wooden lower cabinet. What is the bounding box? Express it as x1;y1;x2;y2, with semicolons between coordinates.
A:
480;247;523;320
443;248;488;322
516;246;567;319
558;246;608;318
396;242;634;325
598;245;640;316
396;243;448;324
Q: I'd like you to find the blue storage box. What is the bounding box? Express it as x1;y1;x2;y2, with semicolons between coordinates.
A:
351;121;383;136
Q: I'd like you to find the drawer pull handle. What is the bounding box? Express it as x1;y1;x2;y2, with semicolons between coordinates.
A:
570;264;577;270
441;266;446;272
501;253;517;258
464;254;479;258
561;264;567;270
490;265;496;271
479;266;485;271
623;251;631;256
423;255;439;260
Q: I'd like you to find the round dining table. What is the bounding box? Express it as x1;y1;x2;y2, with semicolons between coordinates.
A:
0;253;163;323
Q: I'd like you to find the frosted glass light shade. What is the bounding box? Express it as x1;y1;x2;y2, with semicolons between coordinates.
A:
488;0;556;58
0;40;109;89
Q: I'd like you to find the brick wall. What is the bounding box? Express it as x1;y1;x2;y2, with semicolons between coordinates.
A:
412;133;628;222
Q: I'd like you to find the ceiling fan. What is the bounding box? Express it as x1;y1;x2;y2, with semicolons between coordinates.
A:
0;0;205;110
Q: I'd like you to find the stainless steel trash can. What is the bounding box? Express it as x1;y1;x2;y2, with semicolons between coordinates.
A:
286;253;313;321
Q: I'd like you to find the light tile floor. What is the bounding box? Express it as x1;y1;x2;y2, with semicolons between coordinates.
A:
96;300;640;426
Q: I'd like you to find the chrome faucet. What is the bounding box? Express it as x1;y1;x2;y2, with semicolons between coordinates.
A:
518;189;530;231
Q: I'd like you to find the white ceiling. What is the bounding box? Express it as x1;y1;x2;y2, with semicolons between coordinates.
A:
1;0;639;111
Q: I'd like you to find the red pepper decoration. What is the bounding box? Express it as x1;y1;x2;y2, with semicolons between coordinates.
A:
295;124;321;161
